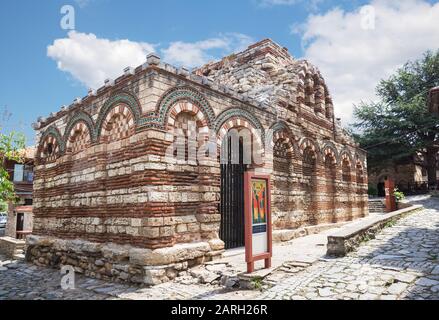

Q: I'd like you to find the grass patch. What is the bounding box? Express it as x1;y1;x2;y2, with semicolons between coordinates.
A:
251;277;263;291
360;233;374;244
383;220;397;228
385;279;395;287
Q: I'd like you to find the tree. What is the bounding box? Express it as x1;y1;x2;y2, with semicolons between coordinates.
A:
353;50;439;186
0;129;26;202
0;200;7;212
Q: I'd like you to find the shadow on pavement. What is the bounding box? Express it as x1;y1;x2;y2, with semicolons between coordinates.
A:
357;196;439;299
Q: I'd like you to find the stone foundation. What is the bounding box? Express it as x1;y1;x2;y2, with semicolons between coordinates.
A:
25;235;224;285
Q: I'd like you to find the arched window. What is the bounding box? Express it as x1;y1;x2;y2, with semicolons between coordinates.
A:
272;137;295;229
342;159;352;182
302;147;316;178
356;160;366;217
324;155;337;180
324;154;337;222
302;146;318;225
173;111;199;162
45;143;54;157
39;134;60;161
66;123;91;154
101;104;135;143
273;139;293;175
356;161;364;185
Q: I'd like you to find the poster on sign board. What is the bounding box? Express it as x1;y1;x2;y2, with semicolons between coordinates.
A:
244;172;272;273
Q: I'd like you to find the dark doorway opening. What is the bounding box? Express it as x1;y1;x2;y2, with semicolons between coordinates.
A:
220;136;246;249
377;182;385;197
16;212;24;233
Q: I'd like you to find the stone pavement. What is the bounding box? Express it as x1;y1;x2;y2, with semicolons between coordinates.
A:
208;210;390;274
1;195;438;300
0;258;110;300
259;195;439;300
0;254;259;300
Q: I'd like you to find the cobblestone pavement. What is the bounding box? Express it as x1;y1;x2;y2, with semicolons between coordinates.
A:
0;257;111;300
1;196;438;300
0;254;259;300
259;196;439;300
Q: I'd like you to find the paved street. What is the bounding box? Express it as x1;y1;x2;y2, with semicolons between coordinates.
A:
1;196;439;300
0;254;258;300
260;196;439;300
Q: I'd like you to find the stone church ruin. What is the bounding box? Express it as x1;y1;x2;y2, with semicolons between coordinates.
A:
27;39;368;285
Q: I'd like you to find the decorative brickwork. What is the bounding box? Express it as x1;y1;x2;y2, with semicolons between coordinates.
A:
66;121;92;154
95;91;141;138
215;108;265;147
156;86;216;129
101;104;135;142
64;111;96;144
38;126;64;162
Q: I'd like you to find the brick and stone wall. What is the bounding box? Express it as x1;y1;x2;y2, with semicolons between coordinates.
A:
27;39;368;285
368;163;425;192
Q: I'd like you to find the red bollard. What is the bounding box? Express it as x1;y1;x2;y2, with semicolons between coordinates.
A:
384;179;397;212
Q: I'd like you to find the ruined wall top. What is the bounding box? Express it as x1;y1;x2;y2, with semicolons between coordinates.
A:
193;38;333;117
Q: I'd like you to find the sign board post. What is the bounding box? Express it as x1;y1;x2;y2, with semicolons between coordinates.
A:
244;172;272;273
384;178;396;212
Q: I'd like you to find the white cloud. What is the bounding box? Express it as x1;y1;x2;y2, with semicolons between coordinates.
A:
74;0;92;8
162;33;254;67
47;31;155;89
295;0;439;125
47;32;253;89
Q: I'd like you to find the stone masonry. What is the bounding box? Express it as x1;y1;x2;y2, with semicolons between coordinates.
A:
27;39;368;285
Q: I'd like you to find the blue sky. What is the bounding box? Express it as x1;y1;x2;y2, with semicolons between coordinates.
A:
1;0;438;145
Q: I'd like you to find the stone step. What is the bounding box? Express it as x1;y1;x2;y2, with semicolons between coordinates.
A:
14;243;25;250
13;253;25;260
369;209;385;213
368;200;386;213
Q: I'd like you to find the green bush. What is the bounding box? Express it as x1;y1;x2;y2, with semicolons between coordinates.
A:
0;200;7;212
368;185;378;196
393;188;405;202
